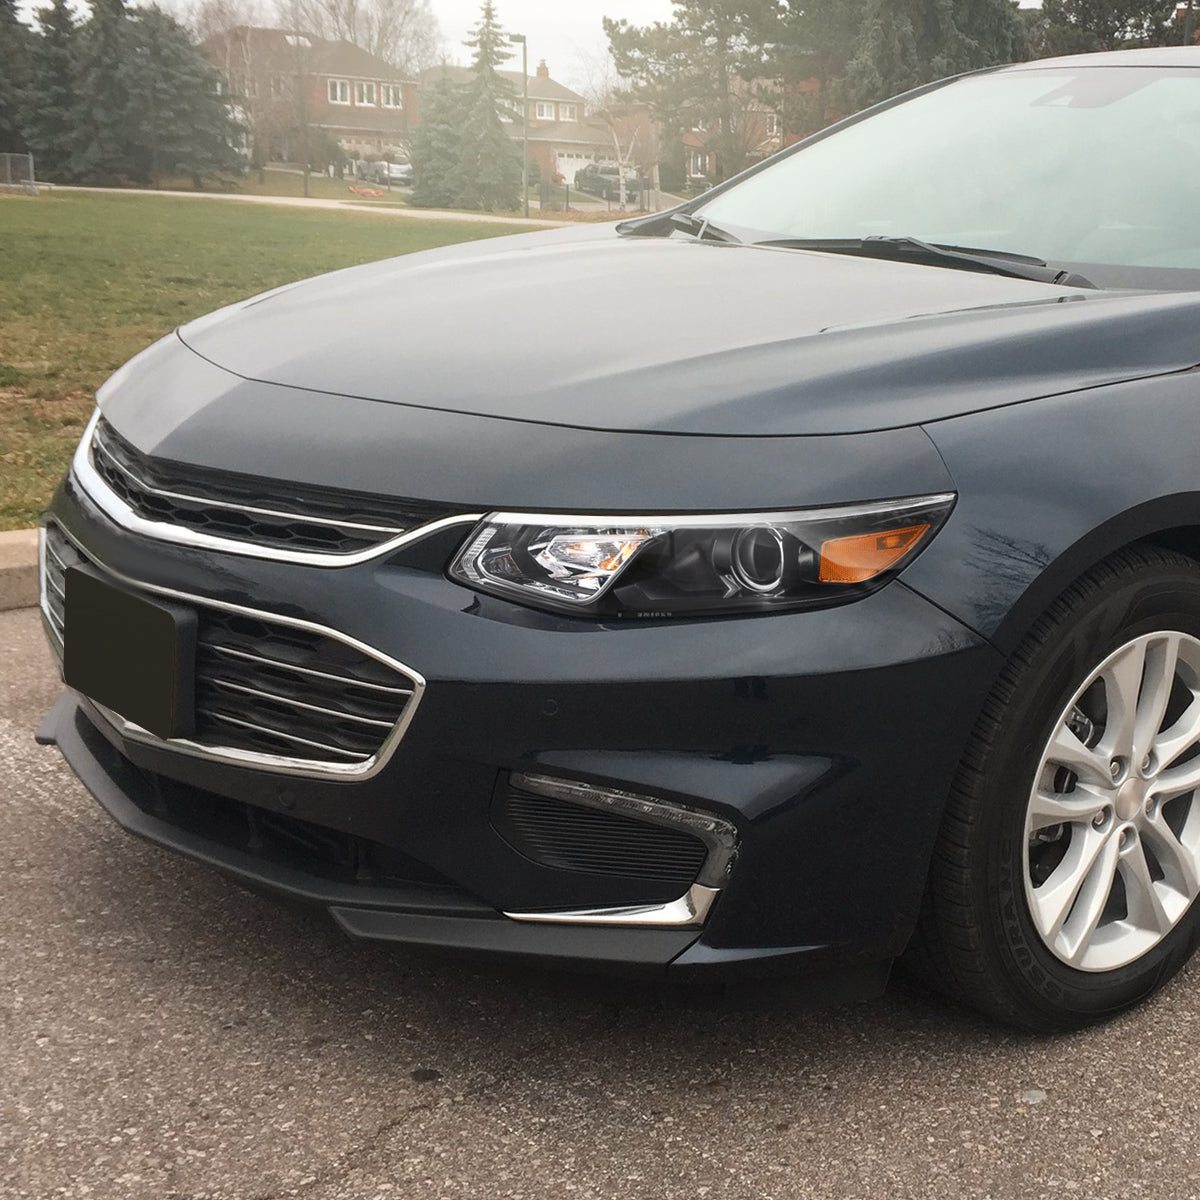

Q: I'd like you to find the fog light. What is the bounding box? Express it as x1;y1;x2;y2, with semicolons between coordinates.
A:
511;772;739;888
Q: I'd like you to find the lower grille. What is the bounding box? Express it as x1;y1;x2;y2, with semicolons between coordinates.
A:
42;523;422;776
493;779;708;884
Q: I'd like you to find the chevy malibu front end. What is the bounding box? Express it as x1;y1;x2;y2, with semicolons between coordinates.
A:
39;49;1200;1026
36;284;1011;999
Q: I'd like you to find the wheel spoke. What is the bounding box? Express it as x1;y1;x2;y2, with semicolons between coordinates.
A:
1056;833;1122;965
1154;753;1200;799
1046;724;1114;789
1154;694;1200;772
1133;635;1181;764
1096;639;1147;761
1027;784;1108;832
1120;836;1174;936
1030;824;1113;942
1141;812;1200;898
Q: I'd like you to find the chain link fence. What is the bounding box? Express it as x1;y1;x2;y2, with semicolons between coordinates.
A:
0;153;37;195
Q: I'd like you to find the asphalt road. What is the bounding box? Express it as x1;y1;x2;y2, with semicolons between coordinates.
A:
5;603;1200;1199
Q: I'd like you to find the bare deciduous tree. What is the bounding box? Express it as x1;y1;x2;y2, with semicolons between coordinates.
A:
575;47;658;208
191;0;267;44
281;0;439;73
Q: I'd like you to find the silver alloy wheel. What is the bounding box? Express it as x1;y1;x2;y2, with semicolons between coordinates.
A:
1024;631;1200;972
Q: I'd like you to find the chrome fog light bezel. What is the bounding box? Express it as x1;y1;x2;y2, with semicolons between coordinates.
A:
502;772;740;929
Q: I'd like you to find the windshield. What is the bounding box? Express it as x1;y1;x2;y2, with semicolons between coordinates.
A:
698;67;1200;278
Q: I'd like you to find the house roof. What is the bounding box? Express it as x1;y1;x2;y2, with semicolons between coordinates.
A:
313;108;409;134
418;64;586;106
522;121;611;149
203;27;411;83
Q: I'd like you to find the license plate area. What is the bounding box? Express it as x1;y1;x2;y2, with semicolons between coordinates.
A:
63;566;197;740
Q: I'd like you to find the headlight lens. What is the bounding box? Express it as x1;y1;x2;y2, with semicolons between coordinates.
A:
449;493;955;617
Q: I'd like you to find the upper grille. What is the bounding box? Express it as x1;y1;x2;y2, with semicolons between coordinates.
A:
88;416;450;556
493;780;708;884
42;523;421;775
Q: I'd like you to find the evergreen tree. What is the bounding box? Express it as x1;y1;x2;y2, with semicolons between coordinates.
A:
450;2;521;211
72;0;137;181
748;0;870;138
410;68;467;207
122;7;243;187
22;0;77;179
1031;0;1179;55
606;1;776;182
843;0;1029;112
0;0;32;152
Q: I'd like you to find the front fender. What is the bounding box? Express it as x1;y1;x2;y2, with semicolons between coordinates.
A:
903;367;1200;654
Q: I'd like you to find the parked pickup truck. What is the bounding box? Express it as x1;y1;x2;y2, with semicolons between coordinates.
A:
573;162;638;200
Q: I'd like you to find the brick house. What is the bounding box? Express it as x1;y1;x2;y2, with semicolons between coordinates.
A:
203;27;419;163
416;61;613;183
682;76;820;184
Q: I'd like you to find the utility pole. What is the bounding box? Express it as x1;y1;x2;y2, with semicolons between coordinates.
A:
509;33;528;217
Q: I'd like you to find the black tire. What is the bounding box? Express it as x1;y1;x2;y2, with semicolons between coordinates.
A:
909;544;1200;1031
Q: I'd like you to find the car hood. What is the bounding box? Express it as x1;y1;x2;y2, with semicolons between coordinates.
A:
176;230;1200;437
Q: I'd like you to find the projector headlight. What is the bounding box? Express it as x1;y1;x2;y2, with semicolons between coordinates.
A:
449;493;955;617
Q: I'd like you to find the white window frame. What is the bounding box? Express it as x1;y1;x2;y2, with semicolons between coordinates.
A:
766;112;780;137
354;81;376;107
535;101;555;120
328;79;350;105
559;103;577;121
380;83;403;109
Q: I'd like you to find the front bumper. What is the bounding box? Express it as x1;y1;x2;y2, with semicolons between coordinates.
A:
41;470;1004;990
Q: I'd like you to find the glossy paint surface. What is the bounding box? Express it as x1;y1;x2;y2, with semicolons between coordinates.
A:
176;234;1200;437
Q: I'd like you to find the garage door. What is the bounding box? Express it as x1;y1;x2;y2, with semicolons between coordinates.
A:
555;151;594;182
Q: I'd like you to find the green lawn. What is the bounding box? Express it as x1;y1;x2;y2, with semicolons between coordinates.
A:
0;190;535;529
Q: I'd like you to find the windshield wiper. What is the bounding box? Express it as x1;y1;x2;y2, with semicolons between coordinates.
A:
758;235;1095;288
669;212;741;244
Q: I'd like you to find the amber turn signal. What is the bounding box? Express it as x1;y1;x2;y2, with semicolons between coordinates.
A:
818;524;931;584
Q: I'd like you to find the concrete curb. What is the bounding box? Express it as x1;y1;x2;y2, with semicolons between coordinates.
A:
0;529;39;612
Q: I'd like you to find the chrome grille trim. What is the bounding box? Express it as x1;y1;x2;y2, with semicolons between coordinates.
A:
40;521;426;781
39;527;65;648
73;411;484;568
90;421;407;536
205;677;400;730
200;711;373;761
205;642;412;695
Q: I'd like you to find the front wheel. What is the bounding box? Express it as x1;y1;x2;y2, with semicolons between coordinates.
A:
911;545;1200;1031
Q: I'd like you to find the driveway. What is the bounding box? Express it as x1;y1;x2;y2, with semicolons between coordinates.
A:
4;605;1200;1199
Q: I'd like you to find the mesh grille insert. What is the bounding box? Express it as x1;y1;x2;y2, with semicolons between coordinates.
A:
494;780;708;883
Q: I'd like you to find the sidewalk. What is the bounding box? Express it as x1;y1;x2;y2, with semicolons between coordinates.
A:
55;185;570;226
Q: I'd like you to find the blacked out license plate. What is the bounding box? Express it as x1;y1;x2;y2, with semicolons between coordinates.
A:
63;566;198;740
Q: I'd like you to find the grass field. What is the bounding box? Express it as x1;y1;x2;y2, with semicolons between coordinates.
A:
0;190;534;529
